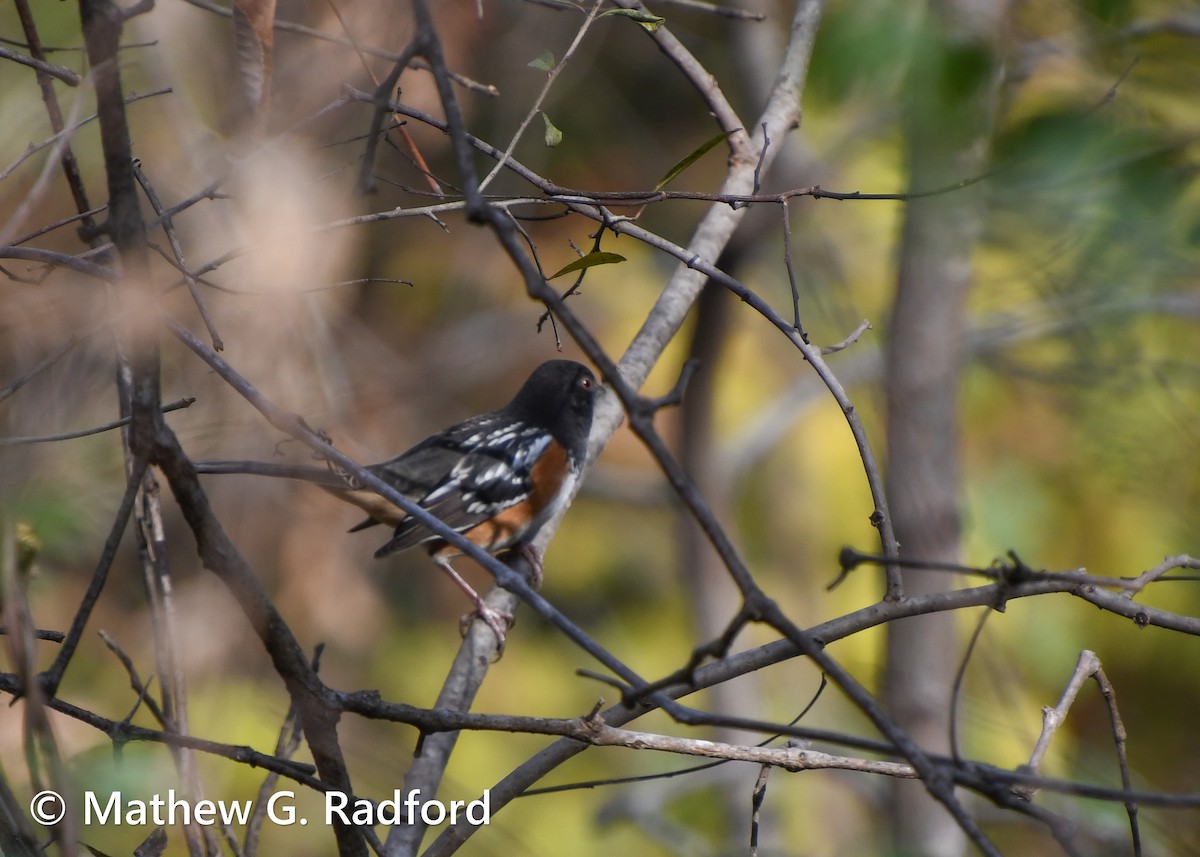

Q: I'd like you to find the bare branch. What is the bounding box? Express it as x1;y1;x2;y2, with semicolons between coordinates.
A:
651;0;766;21
0;44;81;85
40;458;147;699
180;0;498;94
478;0;603;191
1121;554;1200;599
0;397;195;445
132;160;223;350
0;336;81;403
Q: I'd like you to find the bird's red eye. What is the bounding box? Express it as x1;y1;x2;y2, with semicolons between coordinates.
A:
580;376;593;390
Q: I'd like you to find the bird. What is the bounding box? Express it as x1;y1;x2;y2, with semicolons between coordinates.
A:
324;359;598;647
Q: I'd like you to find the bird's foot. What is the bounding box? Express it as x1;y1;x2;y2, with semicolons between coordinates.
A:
459;604;514;655
516;543;544;590
435;555;512;655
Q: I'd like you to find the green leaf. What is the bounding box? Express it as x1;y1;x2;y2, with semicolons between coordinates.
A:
599;8;665;32
654;129;738;190
548;251;627;279
528;50;556;72
542;112;563;147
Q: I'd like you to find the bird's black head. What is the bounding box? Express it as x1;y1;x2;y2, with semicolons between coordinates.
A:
505;360;598;460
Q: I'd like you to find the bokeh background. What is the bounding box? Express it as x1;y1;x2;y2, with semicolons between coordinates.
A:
1;0;1199;855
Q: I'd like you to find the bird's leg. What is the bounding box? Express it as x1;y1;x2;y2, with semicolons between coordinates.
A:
517;543;544;590
433;556;512;649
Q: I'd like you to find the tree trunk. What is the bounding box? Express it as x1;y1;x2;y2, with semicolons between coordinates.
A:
883;3;1001;854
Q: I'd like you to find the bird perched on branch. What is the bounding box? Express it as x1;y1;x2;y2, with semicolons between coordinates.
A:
325;360;598;647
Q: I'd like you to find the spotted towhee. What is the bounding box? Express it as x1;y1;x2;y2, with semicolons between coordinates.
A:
326;359;598;645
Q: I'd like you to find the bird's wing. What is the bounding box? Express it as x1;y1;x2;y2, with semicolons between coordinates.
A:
372;416;550;556
323;414;491;531
374;420;549;556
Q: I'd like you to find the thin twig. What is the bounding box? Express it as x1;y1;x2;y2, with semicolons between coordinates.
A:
780;198;804;337
0;627;65;643
0;672;325;786
819;319;872;355
322;0;442;196
40;457;147;698
134;462;215;857
355;37;421;194
523;677;830;795
1121;554;1200;599
0;44;81;84
1092;664;1141;856
752;123;770;195
0;245;116;281
1014;650;1101;801
0;335;81;403
12;0;100;238
749;763;771;857
98;630;168;726
609;0;750;155
5;206;107;246
180;0;497;94
132;160;223;350
0;79;90;248
0;87;169;187
478;0;603;191
245;646;322;857
0;397;195;445
652;0;766;20
949;608;991;764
